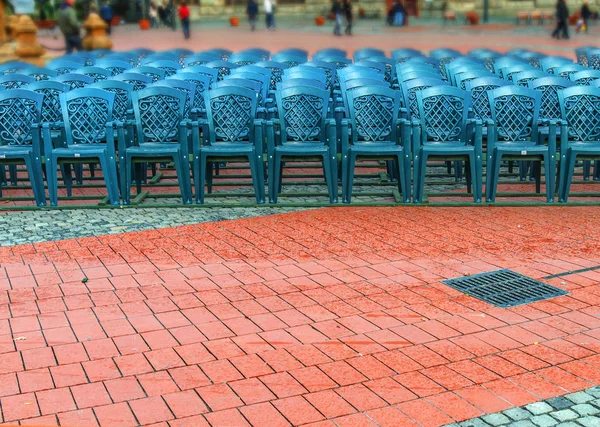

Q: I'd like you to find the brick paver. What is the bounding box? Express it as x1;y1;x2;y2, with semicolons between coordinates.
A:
0;206;599;425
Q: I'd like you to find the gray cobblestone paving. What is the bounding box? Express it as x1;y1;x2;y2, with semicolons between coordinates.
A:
444;387;600;427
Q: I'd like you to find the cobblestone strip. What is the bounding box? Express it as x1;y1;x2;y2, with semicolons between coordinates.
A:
0;207;307;246
445;387;600;427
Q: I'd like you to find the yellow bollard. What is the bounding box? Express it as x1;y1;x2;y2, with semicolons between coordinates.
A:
14;15;45;66
82;13;113;51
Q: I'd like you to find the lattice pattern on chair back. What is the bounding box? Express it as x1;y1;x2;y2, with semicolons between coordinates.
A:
206;61;238;81
115;73;152;91
465;77;507;121
155;80;196;118
0;90;42;145
589;52;600;70
134;87;185;143
489;86;540;141
347;86;400;143
130;67;165;83
170;73;210;112
570;70;600;86
417;87;469;143
402;78;447;121
23;67;57;81
559;87;600;142
0;75;34;89
529;77;572;120
206;86;257;143
29;81;68;125
276;87;329;143
78;67;110;82
62;89;114;145
91;81;133;122
146;61;180;77
56;74;94;90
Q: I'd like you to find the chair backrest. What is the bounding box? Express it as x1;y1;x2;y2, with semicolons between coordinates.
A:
339;69;383;84
21;67;58;81
133;86;186;143
354;48;386;62
0;74;35;89
75;66;112;82
391;48;422;62
430;48;461;60
454;70;492;90
404;56;439;69
184;52;221;67
397;63;438;77
354;60;386;76
55;73;95;90
205;60;239;81
399;71;441;84
271;53;306;68
304;60;336;90
90;80;134;122
501;64;534;82
343;78;389;93
181;65;218;86
488;86;541;141
0;89;43;146
591;79;600;89
172;48;194;61
204;86;258;144
153;79;196;118
112;72;153;91
212;78;262;101
226;71;269;106
313;48;347;60
512;70;548;87
103;53;138;66
528;76;574;120
256;61;285;90
569;70;600;86
60;87;115;146
275;85;330;144
129;48;155;60
232;64;271;78
491;57;525;76
46;60;81;75
416;86;470;144
346;86;401;144
575;46;595;66
277;78;327;91
465;76;510;121
169;72;212;111
558;86;600;142
141;52;180;65
276;48;309;60
129;66;166;82
0;61;32;75
229;53;262;67
95;59;133;76
401;77;448;120
205;48;233;61
586;49;600;70
540;56;572;74
144;60;181;77
284;69;327;84
554;63;586;79
239;48;270;61
28;80;69;124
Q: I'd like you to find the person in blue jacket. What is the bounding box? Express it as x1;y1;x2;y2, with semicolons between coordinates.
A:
99;0;114;35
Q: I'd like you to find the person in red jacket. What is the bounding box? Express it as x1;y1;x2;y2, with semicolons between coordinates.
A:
178;1;190;39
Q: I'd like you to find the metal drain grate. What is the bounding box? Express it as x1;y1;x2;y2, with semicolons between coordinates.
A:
442;269;568;308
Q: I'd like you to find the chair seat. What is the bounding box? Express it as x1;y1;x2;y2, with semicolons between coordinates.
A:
52;145;109;157
200;144;255;154
276;143;329;156
0;145;34;157
421;143;474;155
493;142;549;154
565;143;600;154
348;142;404;154
127;142;182;155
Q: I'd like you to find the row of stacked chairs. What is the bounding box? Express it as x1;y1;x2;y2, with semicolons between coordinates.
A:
0;45;599;206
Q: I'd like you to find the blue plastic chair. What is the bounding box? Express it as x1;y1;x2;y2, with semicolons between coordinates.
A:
169;72;212;118
256;61;285;90
465;77;510;123
277;78;327;91
75;66;111;82
0;89;46;206
144;60;181;77
205;48;232;61
284;69;327;86
43;88;120;206
529;77;574;124
205;60;239;81
391;48;422;63
181;65;219;86
491;57;525;76
22;67;58;81
55;73;94;90
554;64;586;79
271;53;306;68
229;53;262;67
401;77;448;121
486;86;555;202
267;85;337;203
141;52;180;65
232;65;272;78
227;71;270;109
184;53;221;67
540;56;572;74
501;64;535;82
355;60;387;76
121;86;192;204
153;79;196;119
276;48;309;60
129;66;166;82
0;61;32;74
95;59;133;76
399;70;441;84
404;56;439;69
455;70;493;90
90;80;134;122
0;74;35;89
341;86;410;203
557;87;600;201
195;86;264;204
414;86;482;203
430;48;461;60
575;46;596;66
239;48;270;61
585;49;600;70
112;72;153;91
28;81;69;127
569;70;600;86
354;48;385;62
47;59;81;75
512;70;548;87
313;48;347;60
304;61;336;90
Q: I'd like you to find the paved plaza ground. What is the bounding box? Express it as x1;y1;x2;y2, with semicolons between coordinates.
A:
1;18;600;427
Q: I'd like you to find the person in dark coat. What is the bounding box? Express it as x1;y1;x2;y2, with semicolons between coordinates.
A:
581;0;591;32
332;0;343;36
99;1;113;35
247;0;258;31
343;0;353;35
552;0;570;39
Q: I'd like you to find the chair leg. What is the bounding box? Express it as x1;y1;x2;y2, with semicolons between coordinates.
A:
583;160;591;181
465;159;472;194
23;156;45;207
330;150;338;203
89;163;96;178
194;154;202;204
207;162;213;194
519;161;527;181
0;164;5;186
468;155;479;203
594;160;600;181
490;153;503;202
486;151;495;202
322;154;334;204
198;153;207;204
135;163;143;195
544;153;555;203
172;155;192;205
446;160;452;175
415;152;428;203
454;160;463;181
62;163;73;197
272;153;282;204
561;152;578;203
474;152;483;203
47;157;59;206
508;160;514;174
9;165;17;186
534;161;542;194
74;163;83;185
98;154;120;206
396;154;409;203
346;152;357;203
341;153;349;203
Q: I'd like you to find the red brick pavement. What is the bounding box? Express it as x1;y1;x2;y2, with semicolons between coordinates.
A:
1;206;600;426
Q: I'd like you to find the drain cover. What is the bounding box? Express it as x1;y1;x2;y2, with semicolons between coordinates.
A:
442;269;568;308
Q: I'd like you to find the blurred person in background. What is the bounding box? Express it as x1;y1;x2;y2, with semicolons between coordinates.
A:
247;0;258;31
58;0;83;53
344;0;353;35
552;0;570;39
264;0;276;30
332;0;343;36
179;1;190;39
150;2;159;28
99;0;114;34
